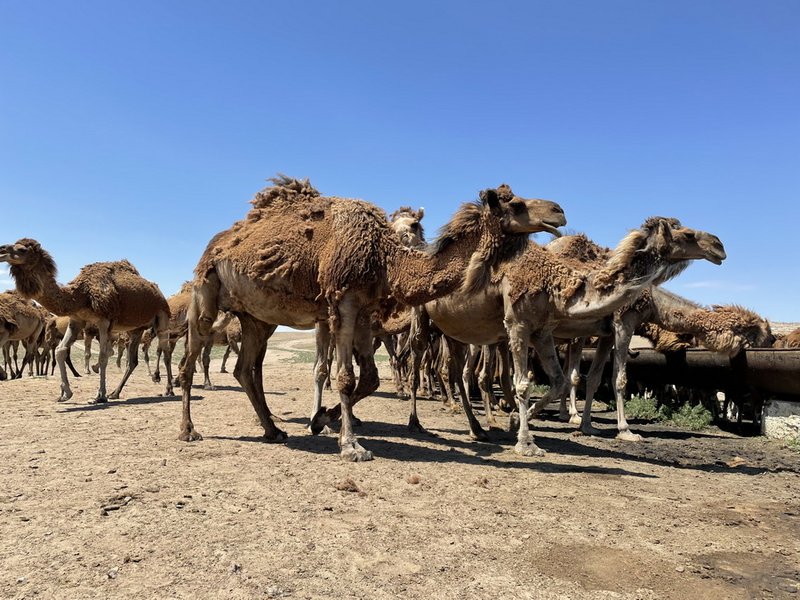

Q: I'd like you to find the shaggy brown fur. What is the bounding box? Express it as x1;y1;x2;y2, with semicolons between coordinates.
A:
774;327;800;348
636;322;694;352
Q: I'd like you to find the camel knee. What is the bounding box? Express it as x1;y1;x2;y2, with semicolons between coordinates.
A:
337;370;356;396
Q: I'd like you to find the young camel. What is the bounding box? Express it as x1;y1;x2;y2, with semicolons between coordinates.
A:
424;217;726;454
180;176;566;461
0;239;175;402
0;291;47;379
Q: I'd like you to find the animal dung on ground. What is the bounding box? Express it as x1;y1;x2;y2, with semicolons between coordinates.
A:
406;474;421;485
334;477;366;496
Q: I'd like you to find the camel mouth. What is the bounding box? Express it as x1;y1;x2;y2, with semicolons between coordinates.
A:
0;247;11;262
707;255;724;265
540;223;563;237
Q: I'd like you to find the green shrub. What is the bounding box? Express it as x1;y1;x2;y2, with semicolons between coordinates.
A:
624;395;660;420
624;395;713;431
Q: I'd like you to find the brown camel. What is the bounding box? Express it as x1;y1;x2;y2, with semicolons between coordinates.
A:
424;217;726;454
180;176;566;461
773;327;800;348
564;286;774;440
0;239;175;402
0;291;47;378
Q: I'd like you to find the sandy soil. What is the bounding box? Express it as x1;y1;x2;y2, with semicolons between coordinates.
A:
1;331;799;599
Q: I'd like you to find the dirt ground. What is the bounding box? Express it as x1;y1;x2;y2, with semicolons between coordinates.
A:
1;331;798;599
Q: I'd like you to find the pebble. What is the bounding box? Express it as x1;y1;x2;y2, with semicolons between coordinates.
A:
107;567;119;579
675;566;685;573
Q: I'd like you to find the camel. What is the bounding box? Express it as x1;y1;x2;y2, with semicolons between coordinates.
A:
422;217;726;454
37;315;83;377
547;234;771;439
0;291;47;378
180;176;566;461
0;239;175;402
774;327;800;348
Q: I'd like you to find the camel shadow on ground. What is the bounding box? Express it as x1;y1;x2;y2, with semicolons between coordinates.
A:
58;393;200;412
208;430;657;478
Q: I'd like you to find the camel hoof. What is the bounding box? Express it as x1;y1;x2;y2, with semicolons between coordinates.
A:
89;396;108;405
203;384;216;391
152;374;161;384
581;425;604;437
263;429;288;443
470;426;490;442
310;407;331;436
91;365;99;374
178;429;203;442
108;392;120;400
569;414;582;425
407;415;431;435
617;430;643;442
340;442;373;462
514;441;546;457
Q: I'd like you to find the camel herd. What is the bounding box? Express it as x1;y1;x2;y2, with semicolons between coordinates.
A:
0;176;796;462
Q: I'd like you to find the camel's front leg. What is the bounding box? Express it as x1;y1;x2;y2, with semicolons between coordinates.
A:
559;338;585;424
55;321;81;402
109;330;145;399
613;320;643;442
506;323;544;456
309;321;332;433
90;322;111;403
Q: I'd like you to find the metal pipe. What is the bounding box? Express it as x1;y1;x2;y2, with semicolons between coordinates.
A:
580;348;800;399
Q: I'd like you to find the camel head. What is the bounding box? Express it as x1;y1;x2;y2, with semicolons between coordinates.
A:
641;217;727;265
487;184;566;237
0;239;57;298
390;206;426;249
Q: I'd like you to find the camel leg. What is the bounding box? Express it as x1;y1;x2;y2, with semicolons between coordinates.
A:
178;312;205;441
107;330;141;399
507;323;544;456
526;333;569;423
478;344;500;429
406;307;429;433
90;322;112;402
10;341;20;378
497;340;515;412
560;338;585;424
233;314;284;441
55;322;82;402
83;332;93;375
612;320;642;441
201;339;214;390
579;335;613;436
334;299;373;462
450;339;488;441
309;321;332;433
220;340;238;373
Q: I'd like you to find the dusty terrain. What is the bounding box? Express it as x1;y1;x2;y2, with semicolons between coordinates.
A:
1;331;799;599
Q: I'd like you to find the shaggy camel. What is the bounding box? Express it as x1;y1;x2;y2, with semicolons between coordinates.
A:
774;327;800;348
180;176;566;461
547;233;771;439
0;239;174;402
0;291;47;378
423;217;726;454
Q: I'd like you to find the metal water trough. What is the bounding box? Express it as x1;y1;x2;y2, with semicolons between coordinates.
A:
579;347;800;401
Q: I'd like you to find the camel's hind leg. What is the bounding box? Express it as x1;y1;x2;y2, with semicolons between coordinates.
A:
234;313;284;441
334;299;373;462
108;329;143;399
449;339;488;441
201;339;215;390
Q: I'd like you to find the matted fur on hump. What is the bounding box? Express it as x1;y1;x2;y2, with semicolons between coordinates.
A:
72;260;144;321
319;200;394;298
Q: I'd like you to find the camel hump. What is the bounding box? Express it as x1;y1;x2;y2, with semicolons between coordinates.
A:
251;174;320;209
320;200;393;296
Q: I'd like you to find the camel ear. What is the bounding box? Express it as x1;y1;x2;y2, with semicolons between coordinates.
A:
416;208;424;220
655;220;673;247
481;189;501;214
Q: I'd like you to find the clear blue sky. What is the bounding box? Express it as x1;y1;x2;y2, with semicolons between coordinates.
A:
1;1;798;321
